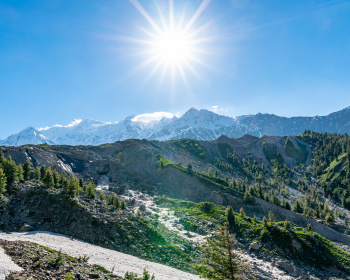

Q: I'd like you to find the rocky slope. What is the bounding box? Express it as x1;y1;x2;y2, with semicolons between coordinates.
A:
2;106;350;146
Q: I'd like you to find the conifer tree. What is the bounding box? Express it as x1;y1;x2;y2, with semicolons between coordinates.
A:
113;194;120;208
67;174;79;196
34;167;41;181
325;212;335;225
60;171;67;185
121;199;126;209
52;169;60;186
262;216;268;226
243;190;253;202
86;181;96;198
307;223;312;231
268;210;276;225
17;164;24;182
107;195;114;205
2;156;18;182
225;206;236;229
0;168;7;194
99;191;105;201
239;207;245;217
0;150;4;164
292;200;303;214
40;165;46;179
23;160;32;180
187;162;193;173
43;167;55;188
192;223;249;280
284;219;290;229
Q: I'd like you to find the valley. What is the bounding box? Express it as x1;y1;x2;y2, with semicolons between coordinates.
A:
1;131;350;279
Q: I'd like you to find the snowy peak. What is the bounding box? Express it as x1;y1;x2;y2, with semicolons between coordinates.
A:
0;127;54;146
2;106;350;146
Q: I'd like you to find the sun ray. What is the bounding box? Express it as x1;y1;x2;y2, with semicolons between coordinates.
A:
183;0;211;33
125;0;214;87
129;0;163;35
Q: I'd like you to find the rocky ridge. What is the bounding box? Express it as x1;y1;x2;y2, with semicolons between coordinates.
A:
2;106;350;146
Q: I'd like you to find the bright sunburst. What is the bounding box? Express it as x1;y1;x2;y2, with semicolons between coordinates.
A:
127;0;213;87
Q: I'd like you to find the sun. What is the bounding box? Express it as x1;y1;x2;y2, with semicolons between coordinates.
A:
126;0;213;87
154;31;191;64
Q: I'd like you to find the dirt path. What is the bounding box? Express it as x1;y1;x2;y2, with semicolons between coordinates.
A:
0;231;200;280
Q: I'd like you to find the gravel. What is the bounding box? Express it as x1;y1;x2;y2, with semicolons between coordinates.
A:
0;244;22;280
0;231;200;280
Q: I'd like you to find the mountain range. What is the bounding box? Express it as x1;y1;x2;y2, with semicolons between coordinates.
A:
1;106;350;146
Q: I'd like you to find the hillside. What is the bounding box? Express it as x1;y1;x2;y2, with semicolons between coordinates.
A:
1;132;350;279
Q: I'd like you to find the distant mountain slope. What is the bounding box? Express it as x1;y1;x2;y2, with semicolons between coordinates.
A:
1;107;350;146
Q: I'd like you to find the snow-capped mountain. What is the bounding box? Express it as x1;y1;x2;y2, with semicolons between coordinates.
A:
0;127;55;146
2;107;350;146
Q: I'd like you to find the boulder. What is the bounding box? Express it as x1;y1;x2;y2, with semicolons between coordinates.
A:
109;183;127;194
139;204;146;211
19;223;33;232
276;260;296;274
250;242;260;251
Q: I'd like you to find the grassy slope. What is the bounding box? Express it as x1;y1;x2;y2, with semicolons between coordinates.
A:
154;197;350;273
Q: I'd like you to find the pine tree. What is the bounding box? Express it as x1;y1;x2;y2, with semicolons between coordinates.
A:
0;150;4;164
99;191;105;201
43;167;55;188
107;195;114;205
67;174;79;196
292;200;303;214
325;212;335;225
0;168;7;194
113;195;120;208
187;162;193;173
284;219;290;229
262;216;268;226
85;181;96;198
243;190;253;202
192;224;249;280
1;156;18;182
17;164;24;182
121;199;126;209
40;165;46;179
60;171;67;185
307;223;312;231
52;169;60;186
268;210;276;225
225;206;236;229
239;207;245;217
34;167;41;181
23;160;32;180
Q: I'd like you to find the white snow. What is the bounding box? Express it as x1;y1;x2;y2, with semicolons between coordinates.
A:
0;231;201;280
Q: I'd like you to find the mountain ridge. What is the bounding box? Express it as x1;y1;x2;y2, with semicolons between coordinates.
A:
1;106;350;146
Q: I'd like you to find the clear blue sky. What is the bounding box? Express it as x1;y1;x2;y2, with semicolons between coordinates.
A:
1;0;350;138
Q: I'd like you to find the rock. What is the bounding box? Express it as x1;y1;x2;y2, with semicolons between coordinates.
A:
276;260;296;274
109;183;127;194
250;242;260;251
88;273;100;279
19;223;33;232
139;204;146;211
